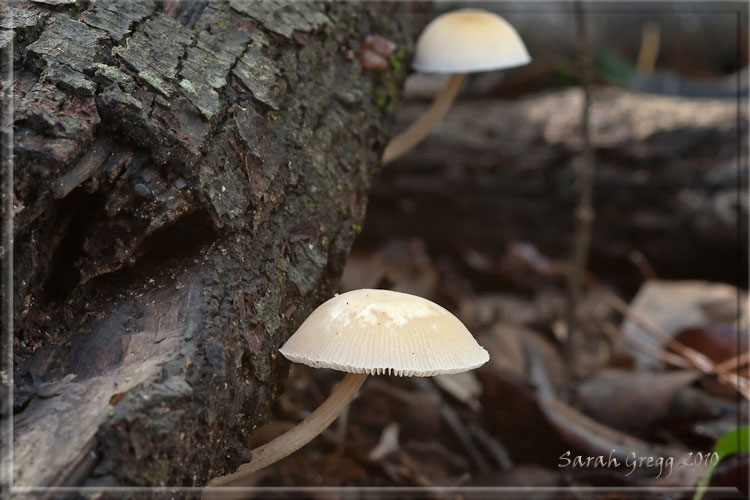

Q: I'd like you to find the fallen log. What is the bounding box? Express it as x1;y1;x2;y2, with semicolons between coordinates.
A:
3;0;416;488
364;88;747;291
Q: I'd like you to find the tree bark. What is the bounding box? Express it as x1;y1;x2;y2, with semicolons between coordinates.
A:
364;88;747;292
3;0;416;488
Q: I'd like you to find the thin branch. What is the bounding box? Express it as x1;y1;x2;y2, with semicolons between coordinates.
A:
566;0;597;356
606;292;750;399
605;292;714;372
601;322;692;370
635;21;661;75
715;351;750;375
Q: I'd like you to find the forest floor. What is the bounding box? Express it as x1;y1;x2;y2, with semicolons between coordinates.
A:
236;229;747;498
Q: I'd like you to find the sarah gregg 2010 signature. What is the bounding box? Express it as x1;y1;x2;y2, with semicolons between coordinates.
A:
558;449;719;479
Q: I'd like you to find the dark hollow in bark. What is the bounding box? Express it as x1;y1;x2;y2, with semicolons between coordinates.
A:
3;0;416;488
362;88;748;293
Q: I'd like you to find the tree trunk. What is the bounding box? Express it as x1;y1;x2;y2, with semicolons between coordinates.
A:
3;0;416;488
363;88;747;292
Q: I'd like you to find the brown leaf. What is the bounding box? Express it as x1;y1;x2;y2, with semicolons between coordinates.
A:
622;280;745;369
575;369;702;431
538;395;704;487
359;50;388;71
362;35;397;57
672;324;742;366
479;367;704;486
359;35;396;71
108;391;127;406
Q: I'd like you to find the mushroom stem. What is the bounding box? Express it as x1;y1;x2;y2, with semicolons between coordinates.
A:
205;372;369;489
381;72;466;164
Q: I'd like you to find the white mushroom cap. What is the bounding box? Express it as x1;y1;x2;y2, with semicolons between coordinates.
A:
412;9;531;74
279;289;489;377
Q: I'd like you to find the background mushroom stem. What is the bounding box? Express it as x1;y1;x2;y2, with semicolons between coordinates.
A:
205;372;369;490
381;73;466;164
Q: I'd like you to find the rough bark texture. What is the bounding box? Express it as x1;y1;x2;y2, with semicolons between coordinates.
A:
3;0;416;488
364;88;748;292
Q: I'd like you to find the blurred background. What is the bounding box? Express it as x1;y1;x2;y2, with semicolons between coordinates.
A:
246;1;748;497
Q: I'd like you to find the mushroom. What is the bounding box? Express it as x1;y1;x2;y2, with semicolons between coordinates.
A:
382;8;530;164
205;288;489;488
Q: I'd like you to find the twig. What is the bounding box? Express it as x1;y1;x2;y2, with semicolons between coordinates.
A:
605;293;714;372
635;21;661;75
721;373;750;398
628;250;659;280
601;322;692;369
606;292;750;399
715;351;750;375
566;0;597;357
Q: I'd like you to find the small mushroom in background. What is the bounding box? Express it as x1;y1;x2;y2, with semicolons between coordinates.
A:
359;34;398;71
382;9;531;164
204;288;488;490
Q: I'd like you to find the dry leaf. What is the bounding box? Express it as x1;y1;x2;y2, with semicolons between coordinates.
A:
575;369;701;431
622;280;745;369
433;372;482;411
368;422;400;461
